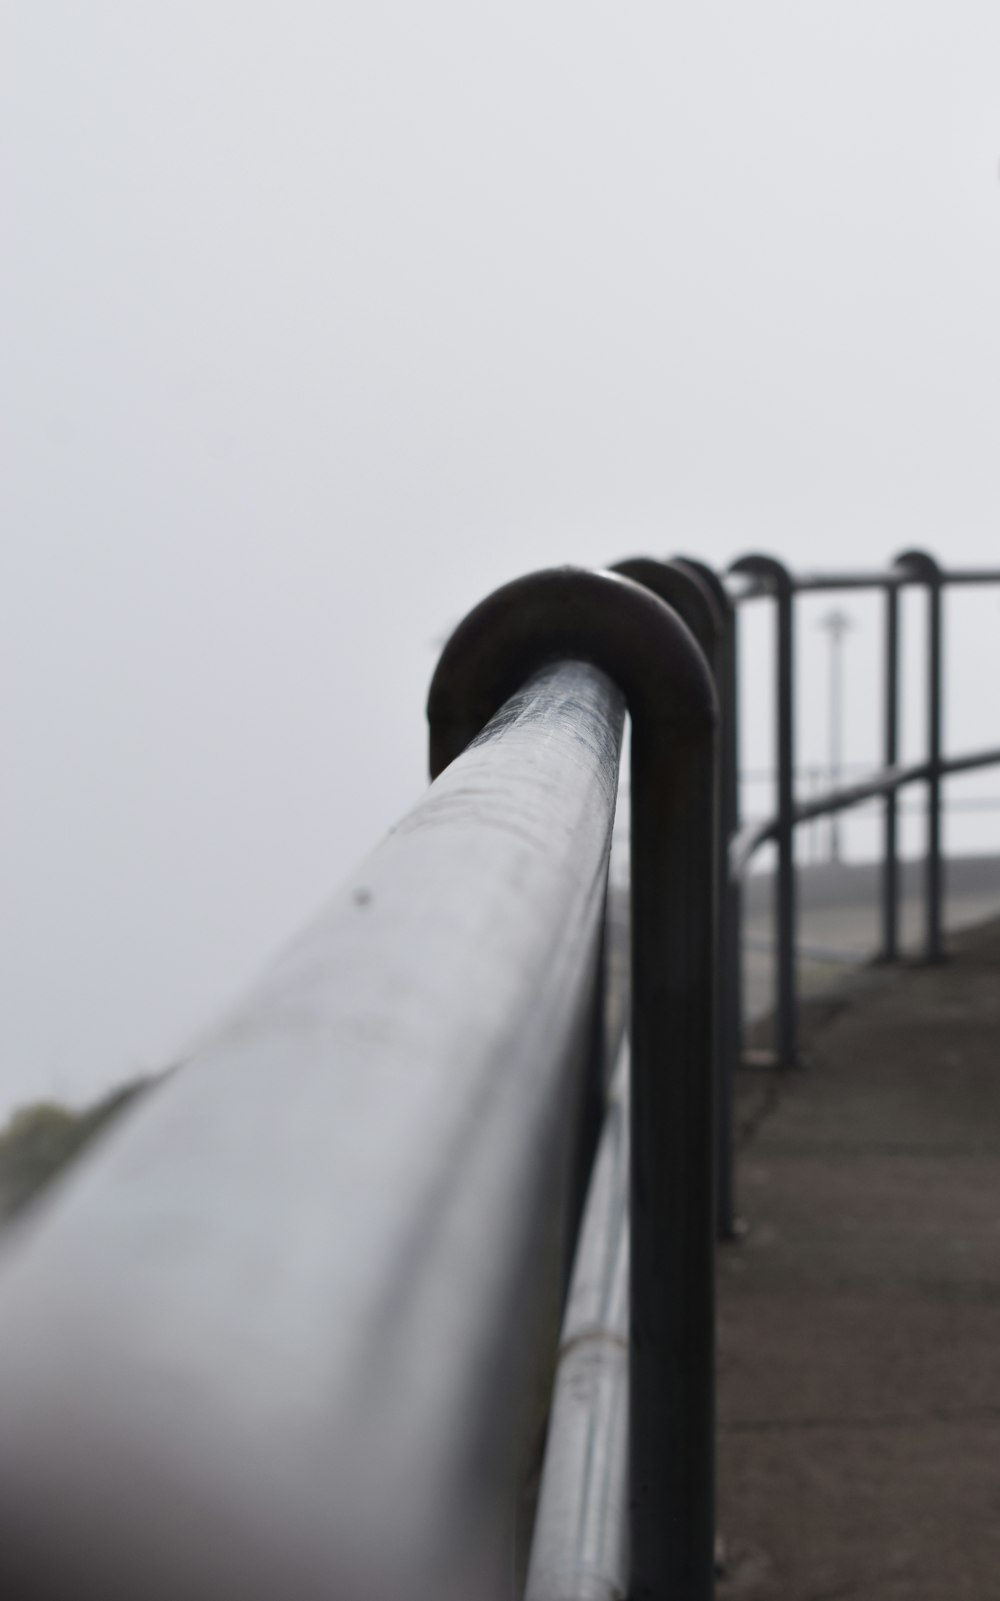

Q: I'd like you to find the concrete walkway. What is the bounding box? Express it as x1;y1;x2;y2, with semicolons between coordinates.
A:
717;917;1000;1600
741;855;1000;1023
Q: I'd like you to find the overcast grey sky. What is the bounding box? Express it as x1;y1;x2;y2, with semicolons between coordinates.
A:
4;2;1000;1120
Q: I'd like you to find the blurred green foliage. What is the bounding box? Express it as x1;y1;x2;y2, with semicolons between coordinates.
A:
0;1081;147;1226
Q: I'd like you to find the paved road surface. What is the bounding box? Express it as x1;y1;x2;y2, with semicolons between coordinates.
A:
718;914;1000;1600
742;855;1000;1023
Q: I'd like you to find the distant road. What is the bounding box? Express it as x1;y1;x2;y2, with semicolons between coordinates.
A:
742;854;1000;1020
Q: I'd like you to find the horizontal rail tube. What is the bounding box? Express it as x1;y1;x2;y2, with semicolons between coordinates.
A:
938;568;1000;585
427;564;719;1600
728;567;1000;599
730;746;1000;878
525;1049;630;1601
0;660;625;1601
778;570;905;593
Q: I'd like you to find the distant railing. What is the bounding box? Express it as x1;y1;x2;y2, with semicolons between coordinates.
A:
725;552;1000;1042
698;551;1000;1238
578;551;1000;1240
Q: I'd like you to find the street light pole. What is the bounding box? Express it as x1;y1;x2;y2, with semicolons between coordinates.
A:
818;609;853;864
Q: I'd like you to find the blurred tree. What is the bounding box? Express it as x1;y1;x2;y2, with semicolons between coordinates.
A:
0;1080;149;1226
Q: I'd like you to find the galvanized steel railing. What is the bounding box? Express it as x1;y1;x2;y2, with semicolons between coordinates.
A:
567;550;1000;1242
0;567;718;1601
724;552;1000;1041
0;548;994;1600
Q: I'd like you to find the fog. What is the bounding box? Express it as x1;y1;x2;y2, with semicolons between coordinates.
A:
4;2;1000;1119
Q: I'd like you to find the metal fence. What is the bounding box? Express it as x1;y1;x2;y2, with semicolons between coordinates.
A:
0;551;995;1600
0;567;718;1601
695;550;1000;1239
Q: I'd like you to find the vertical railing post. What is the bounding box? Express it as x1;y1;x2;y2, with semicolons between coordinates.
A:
730;555;798;1068
894;550;946;961
721;588;743;1190
674;555;744;1239
428;567;719;1601
927;578;944;960
612;556;735;1240
880;579;901;961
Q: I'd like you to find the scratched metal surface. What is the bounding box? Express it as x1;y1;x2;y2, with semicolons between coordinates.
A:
525;1045;630;1601
0;660;624;1601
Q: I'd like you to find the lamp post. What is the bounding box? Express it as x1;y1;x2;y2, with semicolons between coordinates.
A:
818;609;853;864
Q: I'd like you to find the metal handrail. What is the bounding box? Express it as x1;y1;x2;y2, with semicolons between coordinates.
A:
721;545;958;1073
726;564;1000;597
0;566;719;1601
0;659;627;1601
1;539;990;1601
429;566;718;1600
525;1046;630;1601
730;746;1000;878
611;557;741;1240
652;546;999;1242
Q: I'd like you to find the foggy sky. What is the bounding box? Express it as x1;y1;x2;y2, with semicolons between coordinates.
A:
4;2;1000;1119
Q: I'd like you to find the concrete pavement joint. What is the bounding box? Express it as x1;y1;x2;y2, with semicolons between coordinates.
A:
720;1404;1000;1434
